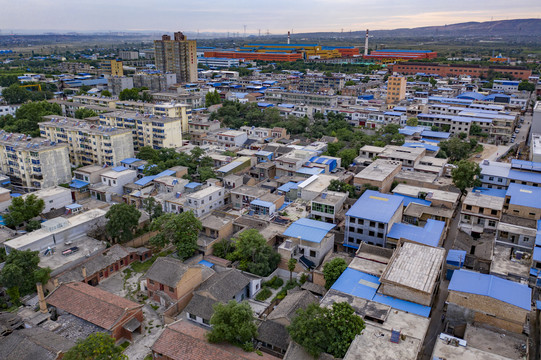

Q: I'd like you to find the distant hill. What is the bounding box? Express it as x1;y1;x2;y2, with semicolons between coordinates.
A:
296;19;541;38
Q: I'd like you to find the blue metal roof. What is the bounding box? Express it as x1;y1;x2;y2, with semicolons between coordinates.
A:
185;182;202;189
472;187;506;198
283;218;335;244
277;103;295;108
121;158;141;165
257;102;274;107
457;92;485;101
65;203;82;210
511;159;541;171
346;190;403;223
112;166;129;172
218;161;242;174
297;167;324;176
449;270;531;311
505;183;541;209
277;181;298;192
421;130;450;139
135;175;157;186
70;179;90;189
387;219;445;247
447;249;466;266
403;142;439;152
251;199;274;208
331;268;431;317
508;169;541;184
533;247;541;263
198;259;214;268
396;195;431;207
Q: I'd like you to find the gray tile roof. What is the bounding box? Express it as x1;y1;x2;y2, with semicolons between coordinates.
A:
184;293;217;320
198;269;251;302
267;290;318;322
257;320;290;350
0;327;75;360
145;257;189;288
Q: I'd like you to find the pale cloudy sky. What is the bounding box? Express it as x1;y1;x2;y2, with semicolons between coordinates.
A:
1;0;540;33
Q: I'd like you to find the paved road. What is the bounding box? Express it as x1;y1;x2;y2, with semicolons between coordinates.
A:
420;198;462;359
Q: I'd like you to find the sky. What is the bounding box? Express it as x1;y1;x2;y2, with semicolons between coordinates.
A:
0;0;540;34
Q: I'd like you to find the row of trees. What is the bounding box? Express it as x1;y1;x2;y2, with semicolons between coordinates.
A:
1;83;55;104
0;100;62;137
118;87;153;102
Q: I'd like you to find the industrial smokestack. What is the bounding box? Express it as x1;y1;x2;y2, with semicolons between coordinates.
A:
288;31;290;45
364;29;369;56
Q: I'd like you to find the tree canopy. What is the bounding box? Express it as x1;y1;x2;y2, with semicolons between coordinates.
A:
4;194;45;228
0;249;51;301
323;258;347;290
0;101;62;137
63;332;127;360
142;197;163;222
207;300;258;351
150;211;202;259
287;302;365;358
225;229;280;277
1;84;53;104
205;91;221;107
74;108;98;119
105;203;141;243
518;80;535;93
438;136;480;162
452;160;481;194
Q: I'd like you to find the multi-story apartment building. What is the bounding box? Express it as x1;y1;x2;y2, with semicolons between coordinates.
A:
154;32;197;83
72;95;117;108
153;103;191;133
101;59;124;76
310;191;347;224
275;149;314;177
460;190;504;235
133;73;177;92
107;76;134;96
386;76;406;104
344;190;403;250
265;90;338;107
297;76;345;92
203;130;247;149
40;116;134;167
184;185;225;217
0;132;71;192
119;50;139;60
239;126;288;140
99;111;183;150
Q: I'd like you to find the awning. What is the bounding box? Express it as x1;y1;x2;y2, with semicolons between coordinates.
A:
299;255;315;270
70;179;89;189
122;317;141;332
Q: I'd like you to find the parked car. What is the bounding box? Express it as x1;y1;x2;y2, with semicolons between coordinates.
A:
510;138;515;143
515;129;520;134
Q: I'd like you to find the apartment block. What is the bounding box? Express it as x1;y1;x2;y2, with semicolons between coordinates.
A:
99;111;183;150
40;116;134;167
154;31;197;83
0;132;71;192
101;59;124;76
183;185;225;217
153;103;191;133
133;73;177;92
386;76;406;104
107;76;134;96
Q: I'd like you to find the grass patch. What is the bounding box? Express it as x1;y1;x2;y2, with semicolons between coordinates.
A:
131;249;173;273
150;304;159;311
273;280;300;301
119;341;130;350
262;276;283;290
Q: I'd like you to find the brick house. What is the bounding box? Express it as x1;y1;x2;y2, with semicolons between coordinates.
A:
145;257;215;308
46;282;144;341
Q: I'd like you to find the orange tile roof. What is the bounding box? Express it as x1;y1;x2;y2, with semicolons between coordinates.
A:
46;282;142;330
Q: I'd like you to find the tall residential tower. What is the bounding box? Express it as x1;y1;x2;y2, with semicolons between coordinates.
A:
154;32;197;83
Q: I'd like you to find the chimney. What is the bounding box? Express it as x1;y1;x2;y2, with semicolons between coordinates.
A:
36;282;48;314
364;29;369;56
81;266;87;279
53;278;59;288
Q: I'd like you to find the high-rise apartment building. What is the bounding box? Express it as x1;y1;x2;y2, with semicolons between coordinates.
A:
386;75;406;104
40;116;135;167
154;32;197;83
0;132;72;192
101;59;124;76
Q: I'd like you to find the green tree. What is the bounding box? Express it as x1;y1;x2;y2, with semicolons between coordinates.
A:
63;332;127;360
288;258;297;282
26;219;42;232
327;179;356;198
207;300;258;351
140;91;153;102
105;203;141;243
429;78;437;87
101;90;112;97
229;229;280;276
150;211;202;259
0;249;51;300
344;80;356;86
469;123;483;136
1;101;62;137
518;80;535;93
439;137;471;162
338;148;357;169
323;258;347;290
0;75;19;87
118;88;139;101
452;160;481;195
1;84;30;104
74;108;98;119
142;197;163;222
288;302;365;358
198;166;216;182
205;91;221;107
4;194;45;228
406;117;418;127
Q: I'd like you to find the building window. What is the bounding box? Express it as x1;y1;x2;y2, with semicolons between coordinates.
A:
491;209;497;215
149;279;155;284
189;313;196;320
488;220;496;227
369;231;375;236
168;286;174;292
369;221;376;227
309;250;316;258
465;205;472;210
202;318;210;325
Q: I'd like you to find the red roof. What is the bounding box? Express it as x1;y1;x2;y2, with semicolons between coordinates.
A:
46;282;142;330
152;320;279;360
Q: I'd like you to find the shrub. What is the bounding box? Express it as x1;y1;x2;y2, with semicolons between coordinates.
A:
255;287;272;301
263;276;284;289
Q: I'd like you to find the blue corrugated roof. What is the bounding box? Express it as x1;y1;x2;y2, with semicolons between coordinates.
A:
135;175;157;186
70;179;89;189
277;181;298;192
65;203;82;210
403;142;439;152
185;182;201;189
472;187;507;198
346;190;403;223
155;170;175;178
331;268;431;317
447;249;466;265
283;218;335;244
505;183;541;209
421;130;450;139
449;270;532;311
457;92;485;100
511;159;541;171
507;169;541;184
534;247;541;263
251;199;274;208
257;102;274;107
198;259;214;268
297;167;324;175
396;194;432;207
387;219;445;247
112;166;129;172
218;161;243;173
121;158;141;164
